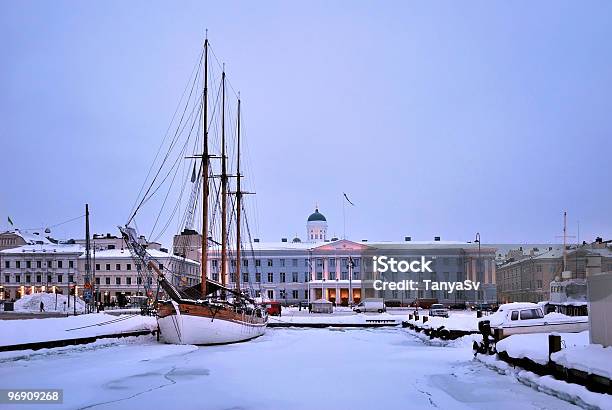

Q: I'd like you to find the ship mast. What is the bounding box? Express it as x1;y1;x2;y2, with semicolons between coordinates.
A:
220;68;228;292
235;97;242;293
200;37;209;296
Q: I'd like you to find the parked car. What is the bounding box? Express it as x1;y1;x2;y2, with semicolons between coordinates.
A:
353;298;386;313
265;301;282;316
428;303;449;318
409;298;439;309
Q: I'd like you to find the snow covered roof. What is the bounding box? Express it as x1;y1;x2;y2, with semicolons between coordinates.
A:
6;229;52;245
87;248;199;264
221;238;486;253
0;243;84;255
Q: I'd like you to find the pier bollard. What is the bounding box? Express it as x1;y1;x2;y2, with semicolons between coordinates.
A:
548;334;562;360
423;316;428;323
409;314;413;320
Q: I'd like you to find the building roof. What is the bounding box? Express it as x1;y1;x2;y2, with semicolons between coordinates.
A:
86;248;199;264
307;208;326;222
0;243;83;255
4;229;52;245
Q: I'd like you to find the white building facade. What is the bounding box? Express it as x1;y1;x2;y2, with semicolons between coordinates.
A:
206;208;497;306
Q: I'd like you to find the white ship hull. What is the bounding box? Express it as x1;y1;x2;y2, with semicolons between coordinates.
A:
157;301;267;345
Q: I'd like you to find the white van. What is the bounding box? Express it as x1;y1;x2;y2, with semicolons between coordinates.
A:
353;298;386;313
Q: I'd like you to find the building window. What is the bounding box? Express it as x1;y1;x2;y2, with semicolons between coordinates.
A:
329;271;336;280
116;277;121;285
16;261;21;269
26;261;31;268
136;263;141;271
316;272;323;280
106;264;111;271
36;261;42;268
96;264;100;271
159;263;164;271
36;274;42;283
255;259;261;267
4;261;9;269
58;260;63;268
243;259;248;267
230;273;236;283
105;277;111;285
137;277;142;285
116;264;121;271
267;272;274;282
243;273;249;283
95;277;100;285
267;259;273;267
69;275;74;283
280;272;286;282
126;277;132;285
255;273;261;283
292;290;299;299
267;289;274;299
292;272;298;282
212;273;219;281
304;290;309;299
47;275;52;283
4;275;9;283
26;274;31;283
16;275;20;283
69;261;74;269
57;275;63;283
304;272;309;282
47;260;53;268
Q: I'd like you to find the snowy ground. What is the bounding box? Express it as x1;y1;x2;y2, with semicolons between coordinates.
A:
0;314;157;347
0;328;582;410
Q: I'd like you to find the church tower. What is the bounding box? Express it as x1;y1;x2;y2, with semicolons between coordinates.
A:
306;207;327;242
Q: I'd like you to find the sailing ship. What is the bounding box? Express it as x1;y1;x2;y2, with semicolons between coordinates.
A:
120;35;268;345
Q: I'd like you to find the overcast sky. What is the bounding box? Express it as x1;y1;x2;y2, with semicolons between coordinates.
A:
1;1;611;245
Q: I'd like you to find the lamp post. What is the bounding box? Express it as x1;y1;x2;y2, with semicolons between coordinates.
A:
474;233;481;304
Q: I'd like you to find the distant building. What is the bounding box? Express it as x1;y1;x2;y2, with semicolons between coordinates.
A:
0;243;83;301
496;238;612;303
172;228;202;262
0;229;51;251
207;208;497;306
84;246;199;306
0;229;194;305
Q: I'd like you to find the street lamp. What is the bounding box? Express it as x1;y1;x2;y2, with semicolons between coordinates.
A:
474;233;481;304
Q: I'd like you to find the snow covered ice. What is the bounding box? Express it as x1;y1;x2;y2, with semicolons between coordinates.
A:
0;327;583;410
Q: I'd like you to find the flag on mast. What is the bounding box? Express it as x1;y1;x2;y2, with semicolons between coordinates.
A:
7;216;13;226
343;193;355;206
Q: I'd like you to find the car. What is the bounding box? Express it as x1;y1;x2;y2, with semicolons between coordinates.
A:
353;298;386;313
428;303;449;318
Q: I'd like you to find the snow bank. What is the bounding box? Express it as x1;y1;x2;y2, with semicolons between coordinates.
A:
476;353;612;410
0;313;157;347
496;331;589;365
269;311;406;325
517;370;612;410
14;292;86;313
552;344;612;379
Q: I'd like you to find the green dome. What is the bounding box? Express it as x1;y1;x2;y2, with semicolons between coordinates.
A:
308;208;326;222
